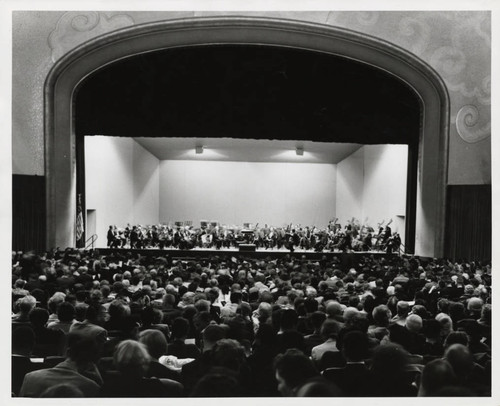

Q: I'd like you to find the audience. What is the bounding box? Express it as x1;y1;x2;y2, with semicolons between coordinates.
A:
11;247;491;397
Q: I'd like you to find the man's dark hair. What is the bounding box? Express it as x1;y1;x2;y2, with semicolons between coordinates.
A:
12;325;35;354
280;309;299;330
420;359;457;396
310;311;326;330
29;307;49;327
370;343;410;377
171;317;190;339
304;298;319;313
444;331;469;348
320;319;339;339
84;303;100;322
202;324;227;346
211;339;246;372
444;344;475;381
66;332;100;364
341;330;369;362
191;370;243;397
140;306;157;326
273;349;318;391
57;302;75;322
75;290;87;302
230;291;243;304
423;319;442;339
296;378;342;397
388;323;411;350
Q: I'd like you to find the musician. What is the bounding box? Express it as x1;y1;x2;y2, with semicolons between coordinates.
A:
385;233;401;254
375;227;385;250
107;226;117;248
362;232;373;251
382;225;392;245
117;229;127;248
150;226;159;248
123;226;131;247
130;226;141;249
336;229;353;252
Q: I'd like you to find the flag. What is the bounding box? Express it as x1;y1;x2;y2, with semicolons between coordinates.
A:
76;194;84;242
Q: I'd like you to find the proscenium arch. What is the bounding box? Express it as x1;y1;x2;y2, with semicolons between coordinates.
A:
45;16;449;257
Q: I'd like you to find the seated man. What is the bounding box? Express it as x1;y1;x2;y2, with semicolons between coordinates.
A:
311;319;340;364
29;308;65;357
12;326;44;396
47;302;76;334
322;330;372;396
166;317;201;360
417;359;457;396
181;324;227;394
274;349;319;396
19;332;102;397
69;304;108;348
304;311;326;356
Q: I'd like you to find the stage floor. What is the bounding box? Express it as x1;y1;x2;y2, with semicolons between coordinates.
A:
94;246;397;261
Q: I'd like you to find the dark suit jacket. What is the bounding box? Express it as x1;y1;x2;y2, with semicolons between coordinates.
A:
276;330;306;354
19;359;101;397
304;332;324;356
181;351;213;395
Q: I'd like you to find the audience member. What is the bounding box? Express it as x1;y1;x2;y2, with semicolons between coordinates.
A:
274;349;319;396
19;332;102;397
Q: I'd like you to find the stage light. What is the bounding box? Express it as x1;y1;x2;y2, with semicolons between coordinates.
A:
296;146;304;156
195;145;204;154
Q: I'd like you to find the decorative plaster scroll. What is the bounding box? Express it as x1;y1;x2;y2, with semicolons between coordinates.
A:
48;12;135;63
398;17;431;56
429;13;490;105
456;105;491;143
430;46;467;77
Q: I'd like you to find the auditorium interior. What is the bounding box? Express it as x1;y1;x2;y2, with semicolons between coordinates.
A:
9;9;494;399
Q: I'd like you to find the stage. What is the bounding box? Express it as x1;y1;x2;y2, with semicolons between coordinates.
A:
94;246;401;263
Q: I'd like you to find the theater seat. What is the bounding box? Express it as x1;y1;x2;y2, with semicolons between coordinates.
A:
159;378;184;396
43;356;66;368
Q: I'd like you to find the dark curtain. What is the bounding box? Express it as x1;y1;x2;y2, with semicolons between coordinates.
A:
404;140;418;255
444;185;491;261
12;175;46;252
75;134;86;248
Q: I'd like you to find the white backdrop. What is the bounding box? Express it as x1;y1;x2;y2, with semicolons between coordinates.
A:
159;160;337;228
336;144;408;239
86;137;407;247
